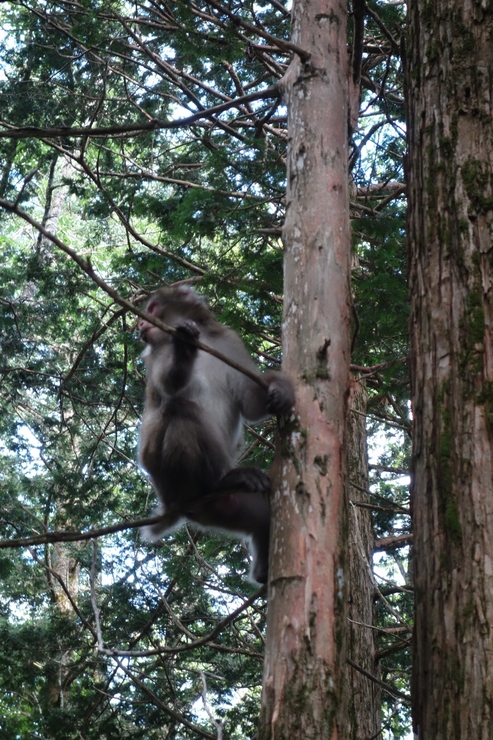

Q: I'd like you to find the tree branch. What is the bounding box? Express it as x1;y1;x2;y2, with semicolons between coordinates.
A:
116;660;217;739
97;585;266;657
374;534;413;551
0;86;281;140
205;0;311;62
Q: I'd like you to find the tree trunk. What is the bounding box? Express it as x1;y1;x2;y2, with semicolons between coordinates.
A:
259;0;351;736
346;378;380;739
406;1;493;737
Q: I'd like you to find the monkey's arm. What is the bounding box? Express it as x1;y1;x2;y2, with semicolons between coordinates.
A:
213;330;295;420
165;320;200;393
237;370;295;421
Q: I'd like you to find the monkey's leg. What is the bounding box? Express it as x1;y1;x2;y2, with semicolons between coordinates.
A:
249;526;270;584
212;470;271;583
187;490;270;583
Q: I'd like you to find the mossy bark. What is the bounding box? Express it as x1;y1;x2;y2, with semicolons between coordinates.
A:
406;1;493;736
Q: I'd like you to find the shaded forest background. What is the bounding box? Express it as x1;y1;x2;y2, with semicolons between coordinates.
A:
0;1;411;738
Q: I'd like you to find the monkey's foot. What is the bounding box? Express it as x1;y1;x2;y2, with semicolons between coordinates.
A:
215;466;270;494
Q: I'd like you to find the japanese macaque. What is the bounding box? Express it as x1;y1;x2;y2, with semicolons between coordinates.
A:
138;285;294;583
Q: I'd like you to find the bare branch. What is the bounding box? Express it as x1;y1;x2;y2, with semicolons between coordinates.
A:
374;533;413;551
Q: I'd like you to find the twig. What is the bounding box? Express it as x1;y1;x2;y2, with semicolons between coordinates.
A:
363;0;400;53
205;0;310;62
350;356;408;374
115;659;216;739
350;502;412;630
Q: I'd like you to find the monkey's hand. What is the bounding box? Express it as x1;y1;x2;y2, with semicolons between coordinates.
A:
175;319;200;341
266;375;295;416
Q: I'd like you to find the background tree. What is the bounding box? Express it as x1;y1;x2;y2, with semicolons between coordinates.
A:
0;0;410;737
406;0;493;736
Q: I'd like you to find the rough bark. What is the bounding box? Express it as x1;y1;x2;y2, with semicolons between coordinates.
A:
346;378;380;739
259;0;351;737
406;1;493;737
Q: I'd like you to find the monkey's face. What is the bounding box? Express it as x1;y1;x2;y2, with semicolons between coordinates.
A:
139;285;211;345
139;295;169;345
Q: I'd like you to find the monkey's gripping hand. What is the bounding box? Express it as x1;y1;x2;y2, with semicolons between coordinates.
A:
266;374;295;416
170;319;201;369
175;319;200;342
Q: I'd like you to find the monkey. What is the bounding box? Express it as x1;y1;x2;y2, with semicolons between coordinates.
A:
138;285;295;583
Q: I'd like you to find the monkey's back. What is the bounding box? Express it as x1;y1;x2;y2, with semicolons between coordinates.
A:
141;348;245;506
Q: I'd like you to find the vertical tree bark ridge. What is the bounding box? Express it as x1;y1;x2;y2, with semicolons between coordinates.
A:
406;1;493;737
259;0;351;737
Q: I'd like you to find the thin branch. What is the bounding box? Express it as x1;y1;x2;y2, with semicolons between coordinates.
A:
369;464;409;475
245;424;276;451
373;184;406;211
63;306;127;384
200;672;225;740
347;658;411;704
364;0;400;53
348;617;411;636
350;357;408;375
90;540;105;650
95;168;266;201
0;513;164;549
116;659;216;740
29;545;97;639
376;639;411;661
350;502;412;630
350;500;409;515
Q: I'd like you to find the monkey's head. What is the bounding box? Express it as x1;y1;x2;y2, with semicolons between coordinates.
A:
139;285;213;344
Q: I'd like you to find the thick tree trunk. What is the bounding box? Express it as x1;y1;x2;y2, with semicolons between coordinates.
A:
406;1;493;737
346;378;380;739
259;0;351;737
